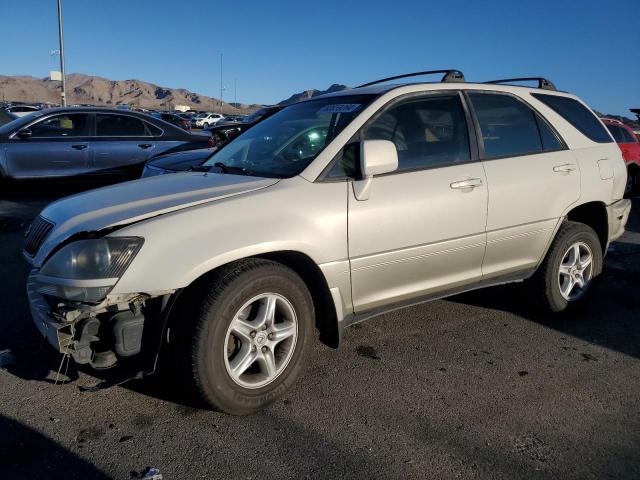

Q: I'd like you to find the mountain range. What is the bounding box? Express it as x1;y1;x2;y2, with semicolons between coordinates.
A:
0;74;348;112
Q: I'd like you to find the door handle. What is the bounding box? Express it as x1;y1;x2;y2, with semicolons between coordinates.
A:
450;178;483;190
71;144;88;150
553;163;576;173
138;143;153;149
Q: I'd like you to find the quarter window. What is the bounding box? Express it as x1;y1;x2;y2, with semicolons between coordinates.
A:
532;93;612;143
96;114;148;136
363;94;471;172
29;114;88;138
621;127;637;144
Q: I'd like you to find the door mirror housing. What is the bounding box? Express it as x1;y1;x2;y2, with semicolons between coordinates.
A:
17;128;32;139
353;140;399;201
360;139;398;177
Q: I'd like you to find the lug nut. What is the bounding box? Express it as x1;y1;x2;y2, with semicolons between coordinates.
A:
268;333;274;340
251;345;256;352
250;331;256;338
261;346;268;353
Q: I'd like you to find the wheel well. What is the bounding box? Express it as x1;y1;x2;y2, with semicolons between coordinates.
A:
256;251;339;348
628;163;639;175
566;202;608;253
169;251;340;349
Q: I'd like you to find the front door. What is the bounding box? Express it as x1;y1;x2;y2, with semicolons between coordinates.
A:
4;113;91;178
348;93;488;313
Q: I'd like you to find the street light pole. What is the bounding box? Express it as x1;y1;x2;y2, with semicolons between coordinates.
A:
219;53;223;112
56;0;67;106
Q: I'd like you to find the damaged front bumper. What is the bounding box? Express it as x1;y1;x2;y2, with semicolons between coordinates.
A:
27;269;174;371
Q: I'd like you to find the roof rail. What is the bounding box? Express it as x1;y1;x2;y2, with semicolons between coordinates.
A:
484;77;557;91
356;69;465;89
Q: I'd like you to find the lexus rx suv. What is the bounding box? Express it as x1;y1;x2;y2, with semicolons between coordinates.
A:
24;70;631;415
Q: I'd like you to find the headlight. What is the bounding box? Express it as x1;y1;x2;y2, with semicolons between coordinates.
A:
35;237;143;302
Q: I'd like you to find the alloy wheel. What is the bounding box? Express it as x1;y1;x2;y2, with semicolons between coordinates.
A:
223;293;298;389
558;241;594;301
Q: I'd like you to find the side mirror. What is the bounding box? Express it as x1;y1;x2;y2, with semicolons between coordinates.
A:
353;140;398;201
360;139;398;177
17;128;32;139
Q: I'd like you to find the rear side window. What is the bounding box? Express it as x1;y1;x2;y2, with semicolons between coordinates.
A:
606;124;626;143
469;93;543;158
532;93;612;143
363;94;471;172
621;127;637;144
96;114;148;136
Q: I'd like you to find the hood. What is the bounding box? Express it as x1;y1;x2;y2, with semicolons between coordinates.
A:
148;148;215;171
30;172;278;266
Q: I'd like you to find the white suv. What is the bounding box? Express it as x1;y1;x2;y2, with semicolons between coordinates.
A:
191;112;223;128
24;70;631;414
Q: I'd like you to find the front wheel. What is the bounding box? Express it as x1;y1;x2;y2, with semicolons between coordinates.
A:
532;221;603;313
188;259;314;415
202;122;209;129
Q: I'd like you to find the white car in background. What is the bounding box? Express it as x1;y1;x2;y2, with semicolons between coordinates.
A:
191;112;224;128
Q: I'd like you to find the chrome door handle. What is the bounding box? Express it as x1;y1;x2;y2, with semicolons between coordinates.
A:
450;178;483;189
553;163;576;173
138;143;153;149
71;144;88;150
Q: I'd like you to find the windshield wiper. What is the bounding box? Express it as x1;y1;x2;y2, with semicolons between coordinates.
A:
212;162;251;175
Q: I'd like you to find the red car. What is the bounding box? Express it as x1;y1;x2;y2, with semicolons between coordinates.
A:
602;118;640;194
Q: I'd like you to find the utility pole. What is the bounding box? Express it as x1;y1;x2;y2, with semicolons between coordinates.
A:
56;0;67;106
219;53;223;112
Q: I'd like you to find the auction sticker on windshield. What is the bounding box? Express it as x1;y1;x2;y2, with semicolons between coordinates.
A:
317;104;361;114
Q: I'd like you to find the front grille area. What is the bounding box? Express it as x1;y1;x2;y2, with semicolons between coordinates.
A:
24;216;54;256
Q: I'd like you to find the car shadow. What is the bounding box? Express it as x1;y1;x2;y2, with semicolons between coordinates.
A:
0;414;111;479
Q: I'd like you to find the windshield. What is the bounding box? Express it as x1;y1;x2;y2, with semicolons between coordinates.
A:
203;94;374;178
0;110;44;134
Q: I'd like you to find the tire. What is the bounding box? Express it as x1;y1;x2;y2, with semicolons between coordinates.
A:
532;221;603;313
203;122;209;129
183;259;314;415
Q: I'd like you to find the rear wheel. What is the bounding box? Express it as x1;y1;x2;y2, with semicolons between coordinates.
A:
532;221;602;313
185;259;314;415
625;165;638;196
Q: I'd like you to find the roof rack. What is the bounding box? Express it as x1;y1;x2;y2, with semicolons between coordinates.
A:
484;77;557;91
356;69;465;89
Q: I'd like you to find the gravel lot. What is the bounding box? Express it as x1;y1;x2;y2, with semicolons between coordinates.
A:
1;184;639;480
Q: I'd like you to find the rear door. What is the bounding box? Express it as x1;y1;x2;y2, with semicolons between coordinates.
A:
4;113;91;178
467;91;580;280
90;113;157;175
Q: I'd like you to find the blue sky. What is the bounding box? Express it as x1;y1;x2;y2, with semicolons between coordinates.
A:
1;0;638;115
